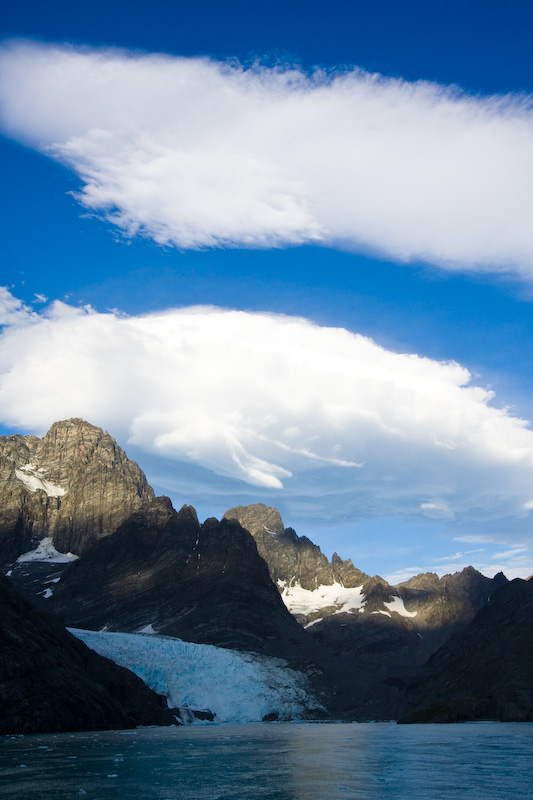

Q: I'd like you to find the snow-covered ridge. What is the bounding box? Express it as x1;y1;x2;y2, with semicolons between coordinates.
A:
16;537;78;564
279;580;366;617
70;629;323;724
15;464;66;497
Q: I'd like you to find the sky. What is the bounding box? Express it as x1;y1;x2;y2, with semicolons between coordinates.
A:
1;0;533;582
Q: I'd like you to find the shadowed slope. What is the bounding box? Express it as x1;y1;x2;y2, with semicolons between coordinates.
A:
401;578;533;722
0;573;177;734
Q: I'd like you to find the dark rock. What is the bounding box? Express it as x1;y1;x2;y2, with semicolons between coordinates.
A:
46;501;312;658
400;578;533;722
0;573;177;735
188;709;215;722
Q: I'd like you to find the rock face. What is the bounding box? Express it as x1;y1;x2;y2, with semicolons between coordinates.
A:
401;578;533;722
0;572;177;735
224;504;368;591
0;419;154;564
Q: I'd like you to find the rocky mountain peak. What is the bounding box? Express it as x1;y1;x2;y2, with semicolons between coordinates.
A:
224;503;285;537
0;418;155;563
223;503;368;593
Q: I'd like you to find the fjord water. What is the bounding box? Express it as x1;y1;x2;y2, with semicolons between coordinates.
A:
1;722;532;800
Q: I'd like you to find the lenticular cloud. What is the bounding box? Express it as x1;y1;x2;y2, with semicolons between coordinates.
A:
1;41;533;274
2;290;533;527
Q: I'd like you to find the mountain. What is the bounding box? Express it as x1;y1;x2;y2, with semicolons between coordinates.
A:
1;420;517;724
224;503;369;593
0;422;311;659
0;422;408;719
223;504;507;679
0;418;154;564
400;578;533;722
0;572;178;734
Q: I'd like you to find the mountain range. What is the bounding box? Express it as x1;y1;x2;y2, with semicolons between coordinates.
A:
1;419;530;731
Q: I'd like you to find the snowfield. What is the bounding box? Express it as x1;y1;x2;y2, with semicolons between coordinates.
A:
16;537;78;564
278;582;417;621
279;580;366;617
15;464;66;497
70;629;323;724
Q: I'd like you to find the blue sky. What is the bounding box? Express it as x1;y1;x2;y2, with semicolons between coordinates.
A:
1;0;533;581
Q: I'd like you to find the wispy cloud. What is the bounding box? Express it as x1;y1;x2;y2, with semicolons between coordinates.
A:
1;41;533;275
2;287;533;555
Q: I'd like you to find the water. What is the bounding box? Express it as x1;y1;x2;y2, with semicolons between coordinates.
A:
1;722;532;800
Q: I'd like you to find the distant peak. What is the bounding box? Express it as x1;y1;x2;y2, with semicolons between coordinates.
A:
223;504;285;537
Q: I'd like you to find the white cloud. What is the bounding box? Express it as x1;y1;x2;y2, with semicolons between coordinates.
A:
2;287;533;561
0;286;36;326
2;41;533;274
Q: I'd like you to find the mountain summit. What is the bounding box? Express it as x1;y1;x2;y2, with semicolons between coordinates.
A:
0;418;154;562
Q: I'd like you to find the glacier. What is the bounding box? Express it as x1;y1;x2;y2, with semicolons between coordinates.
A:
70;629;323;724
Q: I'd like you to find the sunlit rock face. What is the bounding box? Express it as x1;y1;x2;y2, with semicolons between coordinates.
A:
223;503;368;593
0;418;154;563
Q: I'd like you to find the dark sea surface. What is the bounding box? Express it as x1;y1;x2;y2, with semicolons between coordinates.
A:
1;722;532;800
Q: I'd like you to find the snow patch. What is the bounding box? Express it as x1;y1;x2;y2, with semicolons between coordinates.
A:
280;581;366;617
16;537;79;564
69;629;322;724
304;618;323;629
15;465;65;497
40;588;53;598
384;595;418;618
137;624;158;635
